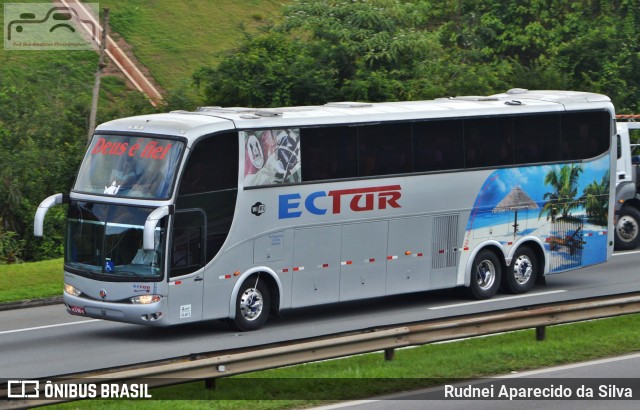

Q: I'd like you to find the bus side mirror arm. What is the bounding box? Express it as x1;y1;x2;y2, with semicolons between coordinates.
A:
34;193;67;237
143;206;170;251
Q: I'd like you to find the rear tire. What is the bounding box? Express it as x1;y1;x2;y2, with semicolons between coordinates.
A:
466;250;501;299
503;246;538;294
615;206;640;250
232;276;271;331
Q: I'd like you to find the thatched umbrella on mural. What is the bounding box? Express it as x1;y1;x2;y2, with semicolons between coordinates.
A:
493;185;539;237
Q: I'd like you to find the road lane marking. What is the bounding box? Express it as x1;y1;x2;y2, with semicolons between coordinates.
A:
428;290;567;310
502;351;640;377
612;250;640;256
0;319;102;335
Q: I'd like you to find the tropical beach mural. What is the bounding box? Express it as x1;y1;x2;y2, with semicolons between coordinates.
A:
464;156;610;273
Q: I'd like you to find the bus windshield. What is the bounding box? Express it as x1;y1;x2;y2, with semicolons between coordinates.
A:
65;202;166;281
74;134;184;199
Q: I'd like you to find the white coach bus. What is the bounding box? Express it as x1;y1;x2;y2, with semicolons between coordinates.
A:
34;89;615;330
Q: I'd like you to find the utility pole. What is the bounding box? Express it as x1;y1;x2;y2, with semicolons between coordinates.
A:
88;8;109;143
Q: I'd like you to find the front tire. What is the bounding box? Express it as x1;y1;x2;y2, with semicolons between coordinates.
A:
503;246;538;294
615;206;640;251
466;250;501;299
232;276;271;331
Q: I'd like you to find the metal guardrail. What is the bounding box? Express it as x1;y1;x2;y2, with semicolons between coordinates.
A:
3;292;640;408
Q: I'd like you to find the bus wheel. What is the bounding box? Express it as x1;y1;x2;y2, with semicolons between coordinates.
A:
615;207;640;250
232;276;271;331
503;246;537;294
466;250;501;299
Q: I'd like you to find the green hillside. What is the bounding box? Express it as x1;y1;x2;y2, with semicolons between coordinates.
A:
99;0;287;104
1;0;287;106
0;0;286;263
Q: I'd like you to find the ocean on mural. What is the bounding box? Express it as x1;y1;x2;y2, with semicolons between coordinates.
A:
465;155;610;272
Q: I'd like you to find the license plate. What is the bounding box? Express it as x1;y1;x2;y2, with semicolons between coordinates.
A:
69;305;86;315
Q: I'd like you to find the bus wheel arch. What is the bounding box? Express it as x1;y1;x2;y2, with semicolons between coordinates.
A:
229;269;281;331
503;242;543;294
466;245;504;300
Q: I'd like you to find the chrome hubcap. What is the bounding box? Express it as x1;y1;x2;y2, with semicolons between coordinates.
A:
476;260;496;291
239;288;263;321
513;255;533;285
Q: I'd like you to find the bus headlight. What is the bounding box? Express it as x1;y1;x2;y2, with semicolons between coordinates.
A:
130;295;162;304
64;283;82;297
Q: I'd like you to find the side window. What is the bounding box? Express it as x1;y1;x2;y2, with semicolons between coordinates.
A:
617;134;622;159
464;117;513;168
413;120;464;172
300;126;358;181
179;132;238;195
242;129;301;186
513;114;561;164
170;211;205;278
561;111;611;160
358;123;412;177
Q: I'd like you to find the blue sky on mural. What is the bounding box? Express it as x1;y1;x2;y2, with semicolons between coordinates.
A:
480;156;608;207
470;156;610;228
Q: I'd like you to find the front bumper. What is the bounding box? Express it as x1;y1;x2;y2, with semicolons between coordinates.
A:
64;293;170;327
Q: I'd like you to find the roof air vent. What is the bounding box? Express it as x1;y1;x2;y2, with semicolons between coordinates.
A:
507;88;529;95
325;102;373;108
195;106;223;112
255;110;283;117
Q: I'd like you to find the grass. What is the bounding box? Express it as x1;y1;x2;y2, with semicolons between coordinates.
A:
98;0;289;104
47;313;640;409
0;258;63;303
0;3;158;136
2;1;289;108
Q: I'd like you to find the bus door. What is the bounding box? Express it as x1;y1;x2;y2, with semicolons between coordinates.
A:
168;210;206;323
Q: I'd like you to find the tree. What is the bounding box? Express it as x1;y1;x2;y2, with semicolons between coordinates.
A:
194;0;640;111
539;165;584;222
582;173;610;226
193;32;339;107
0;52;155;262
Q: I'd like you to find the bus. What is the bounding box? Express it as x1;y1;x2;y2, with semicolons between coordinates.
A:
34;89;616;330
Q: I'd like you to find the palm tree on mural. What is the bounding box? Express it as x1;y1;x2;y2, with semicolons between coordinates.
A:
582;173;610;226
539;164;584;222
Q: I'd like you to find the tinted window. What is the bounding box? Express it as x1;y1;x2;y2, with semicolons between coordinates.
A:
293;111;610;184
617;134;622;159
561;111;610;160
464;117;513;168
170;211;205;278
179;132;238;195
413;120;464;172
358;123;412;176
300;126;358;181
514;114;561;164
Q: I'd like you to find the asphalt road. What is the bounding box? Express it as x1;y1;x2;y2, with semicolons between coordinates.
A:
1;251;639;380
